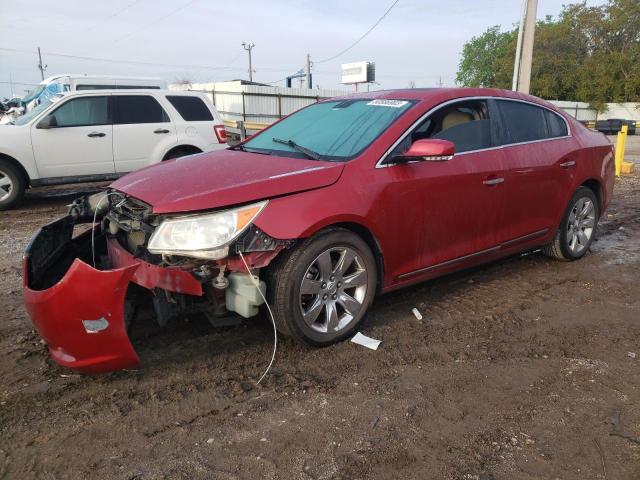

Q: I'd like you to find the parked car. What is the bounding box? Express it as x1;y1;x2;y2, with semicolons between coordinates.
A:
595;118;636;135
0;89;227;210
23;88;615;373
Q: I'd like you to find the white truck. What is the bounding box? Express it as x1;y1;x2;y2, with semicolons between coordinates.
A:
0;89;227;210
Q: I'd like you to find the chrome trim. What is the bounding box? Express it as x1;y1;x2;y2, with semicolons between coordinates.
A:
560;160;576;168
397;228;550;279
483;177;504;185
501;228;549;248
376;96;572;168
398;246;501;279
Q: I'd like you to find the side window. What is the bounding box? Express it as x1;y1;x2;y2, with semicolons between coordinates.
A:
497;100;547;144
544;110;568;138
51;96;109;127
166;96;214;121
391;99;492;156
113;95;169;124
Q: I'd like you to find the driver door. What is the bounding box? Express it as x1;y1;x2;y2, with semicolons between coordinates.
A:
378;99;508;280
30;95;115;179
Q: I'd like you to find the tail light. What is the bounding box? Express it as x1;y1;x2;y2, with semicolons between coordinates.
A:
214;125;228;144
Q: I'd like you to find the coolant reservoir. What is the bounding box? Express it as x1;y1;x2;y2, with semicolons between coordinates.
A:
225;272;266;318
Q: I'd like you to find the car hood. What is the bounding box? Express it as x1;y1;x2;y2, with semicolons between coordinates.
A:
110;149;345;214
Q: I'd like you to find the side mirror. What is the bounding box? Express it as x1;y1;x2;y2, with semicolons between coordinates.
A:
36;114;58;129
394;139;455;163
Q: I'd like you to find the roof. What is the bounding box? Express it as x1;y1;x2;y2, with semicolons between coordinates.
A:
321;87;559;111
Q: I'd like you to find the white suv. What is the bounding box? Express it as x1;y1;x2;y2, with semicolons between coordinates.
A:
0;89;227;210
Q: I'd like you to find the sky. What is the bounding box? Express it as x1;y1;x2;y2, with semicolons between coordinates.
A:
0;0;609;98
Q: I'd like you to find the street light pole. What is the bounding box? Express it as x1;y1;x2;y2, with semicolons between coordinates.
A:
242;42;255;82
512;0;538;93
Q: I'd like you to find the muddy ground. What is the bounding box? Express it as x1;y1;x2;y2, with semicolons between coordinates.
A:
1;137;639;480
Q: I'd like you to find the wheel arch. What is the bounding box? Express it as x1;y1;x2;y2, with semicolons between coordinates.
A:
580;178;603;211
0;152;31;187
315;221;385;294
162;144;202;161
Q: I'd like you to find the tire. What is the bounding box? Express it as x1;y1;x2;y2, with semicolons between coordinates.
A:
267;228;377;346
543;186;599;261
0;159;25;211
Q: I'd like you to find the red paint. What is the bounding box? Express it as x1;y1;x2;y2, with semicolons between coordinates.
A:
25;88;615;373
403;139;455;158
110;88;612;292
23;259;140;373
107;238;203;296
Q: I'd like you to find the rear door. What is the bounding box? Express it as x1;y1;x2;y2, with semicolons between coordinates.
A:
30;94;115;178
496;99;577;243
112;94;177;173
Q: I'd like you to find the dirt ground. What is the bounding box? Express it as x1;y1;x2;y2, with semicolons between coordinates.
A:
1;137;639;480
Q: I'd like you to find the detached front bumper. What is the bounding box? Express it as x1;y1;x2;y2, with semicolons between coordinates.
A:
22;216;203;373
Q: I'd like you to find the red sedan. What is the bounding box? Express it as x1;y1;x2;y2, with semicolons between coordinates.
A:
23;88;615;372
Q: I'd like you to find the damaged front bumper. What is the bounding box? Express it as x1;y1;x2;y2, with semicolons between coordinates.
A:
23;217;208;373
22;194;289;373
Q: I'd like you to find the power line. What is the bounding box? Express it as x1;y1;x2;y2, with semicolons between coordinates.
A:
109;0;198;45
316;0;401;63
0;47;300;73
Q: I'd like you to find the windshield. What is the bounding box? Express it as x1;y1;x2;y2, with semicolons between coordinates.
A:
12;97;55;125
243;98;416;161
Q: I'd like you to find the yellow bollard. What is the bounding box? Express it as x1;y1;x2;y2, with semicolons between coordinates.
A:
615;125;628;177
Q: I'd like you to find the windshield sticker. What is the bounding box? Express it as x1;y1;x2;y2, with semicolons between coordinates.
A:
367;99;409;108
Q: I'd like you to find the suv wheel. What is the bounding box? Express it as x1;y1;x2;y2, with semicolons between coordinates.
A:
543;186;599;261
0;159;25;211
268;228;377;346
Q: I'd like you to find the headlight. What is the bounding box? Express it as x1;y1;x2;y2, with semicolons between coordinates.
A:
147;201;267;259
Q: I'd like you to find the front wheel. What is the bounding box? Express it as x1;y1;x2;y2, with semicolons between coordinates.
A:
543;186;599;261
268;229;377;346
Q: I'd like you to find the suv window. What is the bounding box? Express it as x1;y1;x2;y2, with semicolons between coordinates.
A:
51;96;109;127
113;95;169;124
545;110;568;138
392;99;492;156
166;95;213;121
497;100;548;144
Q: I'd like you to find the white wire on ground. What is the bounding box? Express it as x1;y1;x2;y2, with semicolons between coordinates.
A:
238;251;277;385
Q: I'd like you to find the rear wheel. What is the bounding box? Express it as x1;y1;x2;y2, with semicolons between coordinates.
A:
268;229;377;346
543;186;599;261
0;159;25;211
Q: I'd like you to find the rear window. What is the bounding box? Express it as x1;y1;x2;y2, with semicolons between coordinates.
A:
113;95;169;124
166;96;214;121
497;100;547;144
545;110;568;138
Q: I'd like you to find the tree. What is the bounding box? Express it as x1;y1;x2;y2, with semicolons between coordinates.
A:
456;26;516;88
456;0;640;106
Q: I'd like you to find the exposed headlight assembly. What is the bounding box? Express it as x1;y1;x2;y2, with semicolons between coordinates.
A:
147;201;267;260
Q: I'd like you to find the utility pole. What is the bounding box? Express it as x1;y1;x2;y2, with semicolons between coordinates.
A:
241;42;255;82
437;76;444;88
37;47;47;80
512;0;538;93
305;53;312;89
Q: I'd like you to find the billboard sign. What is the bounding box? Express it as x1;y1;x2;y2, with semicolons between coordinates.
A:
341;61;376;84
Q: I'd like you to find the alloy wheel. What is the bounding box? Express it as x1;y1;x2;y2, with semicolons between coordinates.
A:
0;169;13;202
299;247;368;334
566;197;596;254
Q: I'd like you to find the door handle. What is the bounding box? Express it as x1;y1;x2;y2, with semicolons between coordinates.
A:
483;177;504;186
87;132;106;138
154;129;170;134
560;160;576;168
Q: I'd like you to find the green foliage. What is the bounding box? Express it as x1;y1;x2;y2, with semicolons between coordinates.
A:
456;0;640;106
